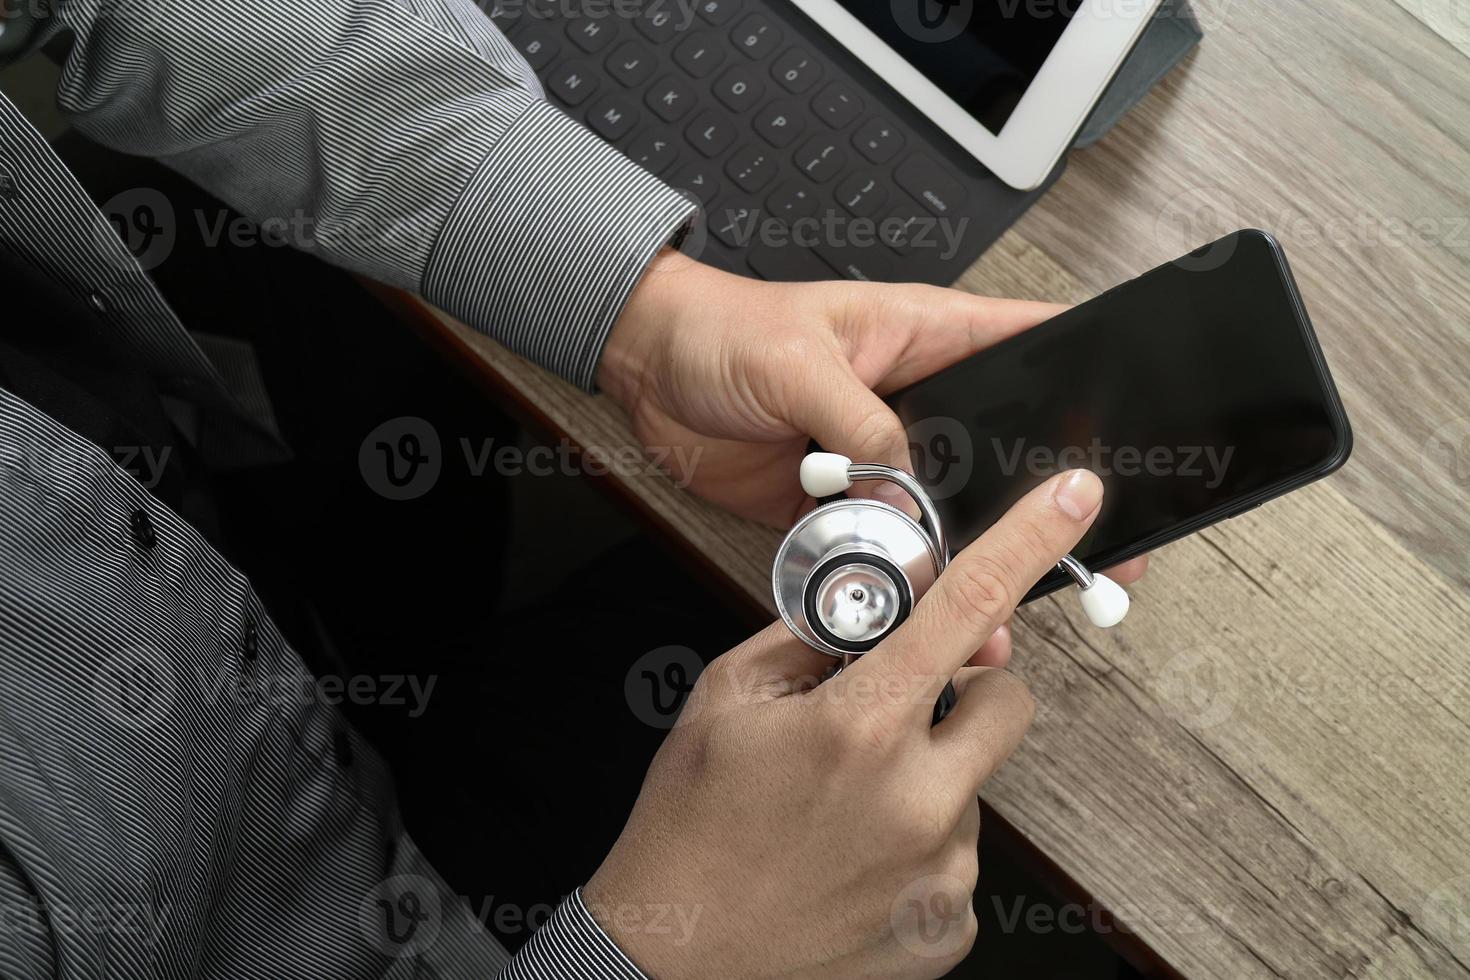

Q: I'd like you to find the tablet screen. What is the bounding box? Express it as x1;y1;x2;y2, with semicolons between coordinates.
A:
838;0;1078;135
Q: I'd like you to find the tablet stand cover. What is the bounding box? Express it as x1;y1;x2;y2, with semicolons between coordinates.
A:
1075;0;1203;149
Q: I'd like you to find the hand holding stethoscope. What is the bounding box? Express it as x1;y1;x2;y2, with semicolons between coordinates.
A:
773;453;1129;718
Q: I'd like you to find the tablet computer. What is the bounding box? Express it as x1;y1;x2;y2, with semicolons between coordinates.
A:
784;0;1165;189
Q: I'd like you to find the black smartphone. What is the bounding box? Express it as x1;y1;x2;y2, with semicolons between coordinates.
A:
890;229;1353;602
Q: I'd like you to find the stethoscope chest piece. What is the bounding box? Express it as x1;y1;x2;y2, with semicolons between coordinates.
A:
772;453;1130;668
773;498;941;659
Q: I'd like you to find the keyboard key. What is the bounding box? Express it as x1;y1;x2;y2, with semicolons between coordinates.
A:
894;153;967;215
567;16;616;53
753;100;804;148
710;199;762;249
673;31;726;78
684;109;736;157
766;179;820;223
625;130;679;174
815;239;895;282
771;48;821;94
712;65;764;112
747;241;833;281
725;144;776;192
695;0;739;24
811;82;863;129
513;24;561;70
548;60;599;106
877;203;932;255
635;1;683;42
730;14;782;60
835;170;888;217
645;74;696;122
486;0;522;36
606;41;657;87
793;135;845;183
587;93;639;140
852;118;904;164
670;160;722;201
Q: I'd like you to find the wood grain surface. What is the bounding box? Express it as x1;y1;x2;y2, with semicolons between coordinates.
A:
405;1;1470;975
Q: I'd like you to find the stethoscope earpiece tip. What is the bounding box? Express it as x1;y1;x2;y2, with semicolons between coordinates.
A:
800;452;854;498
1077;573;1130;629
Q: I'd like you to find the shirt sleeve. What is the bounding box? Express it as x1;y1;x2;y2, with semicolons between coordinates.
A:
41;0;694;390
501;888;649;979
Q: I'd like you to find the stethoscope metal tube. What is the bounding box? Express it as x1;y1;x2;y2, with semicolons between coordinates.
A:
845;463;950;574
1056;553;1095;590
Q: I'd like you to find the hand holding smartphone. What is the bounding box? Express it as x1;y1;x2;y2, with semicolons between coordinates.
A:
891;230;1352;602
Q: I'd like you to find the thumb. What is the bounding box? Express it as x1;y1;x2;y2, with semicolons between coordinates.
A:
784;360;918;516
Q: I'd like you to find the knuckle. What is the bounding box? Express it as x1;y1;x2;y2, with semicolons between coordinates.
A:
897;805;952;851
945;842;980;892
985;669;1037;727
697;651;736;688
763;325;831;366
898;877;977;974
1011;507;1065;564
950;910;980;965
942;554;1017;629
849;408;902;460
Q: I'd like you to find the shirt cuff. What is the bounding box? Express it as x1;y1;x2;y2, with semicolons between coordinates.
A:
500;888;649;979
422;99;696;392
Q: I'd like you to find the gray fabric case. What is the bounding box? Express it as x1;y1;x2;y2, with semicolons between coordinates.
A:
1075;0;1204;149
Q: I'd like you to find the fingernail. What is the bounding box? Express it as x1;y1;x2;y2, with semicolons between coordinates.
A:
874;481;922;519
874;482;910;505
1053;470;1103;521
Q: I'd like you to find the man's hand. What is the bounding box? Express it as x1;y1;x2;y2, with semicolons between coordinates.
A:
598;252;1148;665
599;250;1065;527
582;469;1105;979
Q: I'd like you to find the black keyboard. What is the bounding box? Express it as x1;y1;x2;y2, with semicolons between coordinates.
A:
490;0;1060;284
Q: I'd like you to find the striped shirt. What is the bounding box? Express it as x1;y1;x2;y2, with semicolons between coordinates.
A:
0;0;694;975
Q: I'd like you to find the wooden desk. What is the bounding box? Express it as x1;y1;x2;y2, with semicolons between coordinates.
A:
394;1;1470;974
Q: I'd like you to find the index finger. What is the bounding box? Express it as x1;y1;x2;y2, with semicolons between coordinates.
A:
846;469;1104;711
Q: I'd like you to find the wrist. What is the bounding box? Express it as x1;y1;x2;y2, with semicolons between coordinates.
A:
582;866;714;979
596;248;701;409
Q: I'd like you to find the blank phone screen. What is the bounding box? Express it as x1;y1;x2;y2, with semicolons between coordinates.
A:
890;232;1350;594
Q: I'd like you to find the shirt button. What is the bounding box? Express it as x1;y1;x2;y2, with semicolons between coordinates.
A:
89;291;111;315
129;508;157;550
242;622;259;660
0;173;17;200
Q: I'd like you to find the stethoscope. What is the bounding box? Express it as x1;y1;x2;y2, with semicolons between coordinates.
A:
772;453;1130;717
